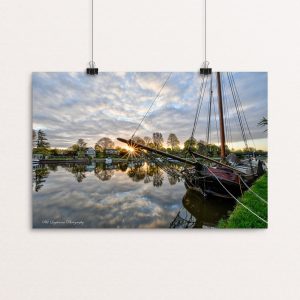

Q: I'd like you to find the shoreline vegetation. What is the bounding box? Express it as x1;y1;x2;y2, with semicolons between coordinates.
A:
32;130;268;160
218;174;268;228
38;158;139;163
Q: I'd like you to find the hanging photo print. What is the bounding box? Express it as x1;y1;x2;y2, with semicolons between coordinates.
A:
32;72;268;228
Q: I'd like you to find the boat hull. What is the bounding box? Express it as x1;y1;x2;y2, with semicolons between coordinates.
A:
182;166;257;199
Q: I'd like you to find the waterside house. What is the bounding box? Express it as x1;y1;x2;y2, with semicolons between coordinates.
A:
85;147;96;158
105;149;120;156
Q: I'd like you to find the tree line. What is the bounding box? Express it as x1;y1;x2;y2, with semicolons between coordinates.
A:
32;129;267;157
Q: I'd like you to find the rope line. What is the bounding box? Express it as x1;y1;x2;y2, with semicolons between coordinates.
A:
227;72;249;149
205;167;268;224
229;73;256;149
222;76;233;149
212;93;220;145
238;175;268;204
131;73;172;139
190;76;205;141
204;75;213;156
190;74;209;142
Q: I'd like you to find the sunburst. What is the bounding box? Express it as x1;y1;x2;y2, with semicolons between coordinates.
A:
121;143;140;160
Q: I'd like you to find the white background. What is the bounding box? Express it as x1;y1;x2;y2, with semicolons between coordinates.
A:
0;0;299;299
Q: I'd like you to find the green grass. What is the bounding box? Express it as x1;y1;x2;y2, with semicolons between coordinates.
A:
218;174;268;228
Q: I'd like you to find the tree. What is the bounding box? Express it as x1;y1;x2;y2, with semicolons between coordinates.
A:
132;136;145;145
153;169;164;187
197;140;207;154
32;129;36;147
168;174;179;185
33;167;50;192
144;136;152;146
94;143;102;153
37;129;50;148
69;144;79;152
184;137;197;152
243;147;256;153
152;132;164;149
207;144;220;157
96;137;114;150
77;138;87;151
167;133;180;151
66;146;77;157
70;165;86;182
258;117;268;132
50;148;59;156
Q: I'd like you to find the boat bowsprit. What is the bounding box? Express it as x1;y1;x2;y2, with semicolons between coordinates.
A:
118;72;266;200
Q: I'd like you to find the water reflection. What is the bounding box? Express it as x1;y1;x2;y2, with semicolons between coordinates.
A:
170;189;235;228
66;164;87;182
32;162;234;228
32;166;50;192
33;162;177;190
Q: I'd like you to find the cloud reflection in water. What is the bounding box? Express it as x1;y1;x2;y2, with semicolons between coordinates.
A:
32;163;184;228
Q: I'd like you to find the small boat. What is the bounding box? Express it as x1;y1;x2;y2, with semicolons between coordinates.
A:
227;153;266;176
32;154;43;164
167;157;180;163
155;157;163;163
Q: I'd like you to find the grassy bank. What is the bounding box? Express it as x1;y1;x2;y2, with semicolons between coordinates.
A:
218;174;268;228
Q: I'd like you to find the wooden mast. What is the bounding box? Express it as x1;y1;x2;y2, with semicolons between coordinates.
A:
216;72;226;160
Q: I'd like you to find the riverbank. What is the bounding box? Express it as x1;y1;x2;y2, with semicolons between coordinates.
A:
218;174;268;228
39;158;142;164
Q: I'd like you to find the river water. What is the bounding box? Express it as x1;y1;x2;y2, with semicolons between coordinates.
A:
32;162;235;228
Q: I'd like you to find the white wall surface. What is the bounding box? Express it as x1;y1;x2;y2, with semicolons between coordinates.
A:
0;0;299;299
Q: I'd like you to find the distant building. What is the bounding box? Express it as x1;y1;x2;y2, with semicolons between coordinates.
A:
85;147;96;158
32;154;43;161
105;149;119;156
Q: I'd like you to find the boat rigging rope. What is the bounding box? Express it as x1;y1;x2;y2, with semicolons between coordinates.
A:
226;79;243;148
212;94;220;145
227;72;249;150
190;74;209;145
238;175;268;204
229;72;256;149
221;76;233;149
131;72;172;139
205;167;268;224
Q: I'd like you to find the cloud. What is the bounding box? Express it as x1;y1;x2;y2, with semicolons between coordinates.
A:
32;72;267;149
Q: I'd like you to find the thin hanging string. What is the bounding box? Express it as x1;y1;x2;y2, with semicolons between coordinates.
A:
89;0;95;68
204;0;207;64
92;0;94;64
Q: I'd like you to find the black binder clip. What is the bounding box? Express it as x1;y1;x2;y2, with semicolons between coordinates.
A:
200;61;212;75
86;61;98;75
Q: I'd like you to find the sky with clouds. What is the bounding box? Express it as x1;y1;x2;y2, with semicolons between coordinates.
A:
32;72;267;150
